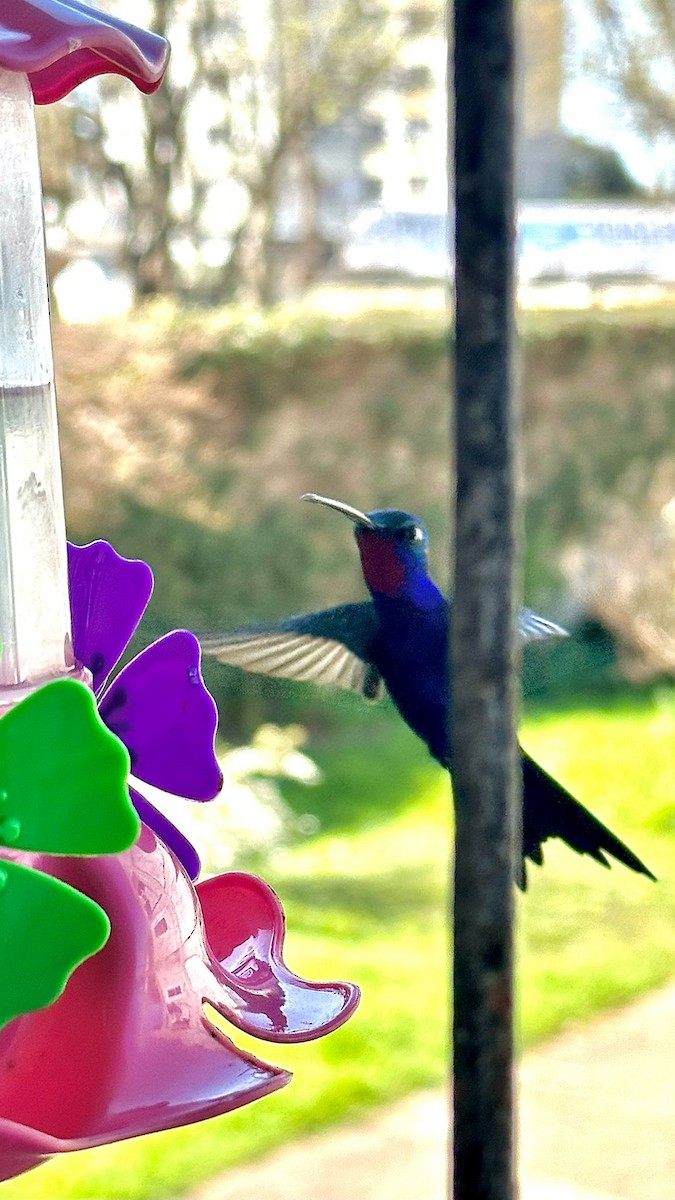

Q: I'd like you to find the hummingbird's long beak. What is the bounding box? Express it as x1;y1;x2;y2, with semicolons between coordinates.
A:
301;493;376;529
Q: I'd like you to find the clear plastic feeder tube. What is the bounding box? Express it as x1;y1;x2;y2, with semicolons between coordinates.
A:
0;69;77;707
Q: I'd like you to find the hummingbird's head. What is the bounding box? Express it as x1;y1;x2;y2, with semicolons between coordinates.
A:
301;494;429;597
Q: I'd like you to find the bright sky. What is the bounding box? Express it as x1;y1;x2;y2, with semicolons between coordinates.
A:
562;0;675;191
561;79;672;190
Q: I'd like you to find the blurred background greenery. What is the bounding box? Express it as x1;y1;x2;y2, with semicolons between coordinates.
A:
5;0;675;1193
0;291;668;1200
54;298;675;735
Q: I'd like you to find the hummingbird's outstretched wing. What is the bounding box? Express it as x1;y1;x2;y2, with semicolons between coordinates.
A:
200;602;384;700
518;609;568;641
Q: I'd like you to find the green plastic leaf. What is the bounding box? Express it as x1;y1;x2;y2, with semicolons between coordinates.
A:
0;679;139;855
0;857;109;1030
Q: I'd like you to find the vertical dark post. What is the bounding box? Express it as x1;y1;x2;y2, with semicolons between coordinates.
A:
451;0;519;1198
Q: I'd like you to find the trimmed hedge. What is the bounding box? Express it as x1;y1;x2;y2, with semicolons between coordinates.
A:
54;299;675;733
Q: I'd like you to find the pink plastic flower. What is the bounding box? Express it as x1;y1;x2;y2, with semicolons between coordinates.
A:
0;0;168;104
0;830;359;1182
0;540;359;1182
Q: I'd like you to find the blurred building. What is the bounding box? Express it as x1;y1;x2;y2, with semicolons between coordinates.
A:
302;0;566;240
520;0;566;198
357;2;447;212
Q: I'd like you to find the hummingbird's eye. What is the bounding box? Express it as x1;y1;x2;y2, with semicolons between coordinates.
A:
404;525;425;543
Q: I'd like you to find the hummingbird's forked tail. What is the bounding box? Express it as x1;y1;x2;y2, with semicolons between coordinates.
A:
519;751;656;890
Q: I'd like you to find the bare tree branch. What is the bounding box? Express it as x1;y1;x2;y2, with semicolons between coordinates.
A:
584;0;675;143
59;0;429;302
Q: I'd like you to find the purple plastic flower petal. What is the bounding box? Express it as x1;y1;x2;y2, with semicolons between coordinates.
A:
99;631;223;801
68;541;154;696
67;541;223;873
130;787;201;881
0;1;169;105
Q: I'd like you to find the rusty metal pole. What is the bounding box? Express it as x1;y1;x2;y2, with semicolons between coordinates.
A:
450;0;520;1197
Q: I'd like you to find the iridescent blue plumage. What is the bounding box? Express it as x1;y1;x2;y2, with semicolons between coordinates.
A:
201;494;655;888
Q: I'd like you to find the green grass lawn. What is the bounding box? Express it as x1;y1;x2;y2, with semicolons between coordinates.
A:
3;688;675;1199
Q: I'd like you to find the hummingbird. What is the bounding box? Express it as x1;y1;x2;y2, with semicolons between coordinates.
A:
201;494;655;889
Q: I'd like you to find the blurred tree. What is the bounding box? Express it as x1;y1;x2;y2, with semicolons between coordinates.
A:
210;0;402;304
36;105;78;214
67;0;223;296
568;463;675;678
61;0;404;303
35;103;79;281
585;0;675;142
564;134;644;198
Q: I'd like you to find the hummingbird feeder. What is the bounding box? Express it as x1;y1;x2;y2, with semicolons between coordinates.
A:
0;2;359;1183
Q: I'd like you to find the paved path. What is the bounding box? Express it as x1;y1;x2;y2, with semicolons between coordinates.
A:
189;981;675;1200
